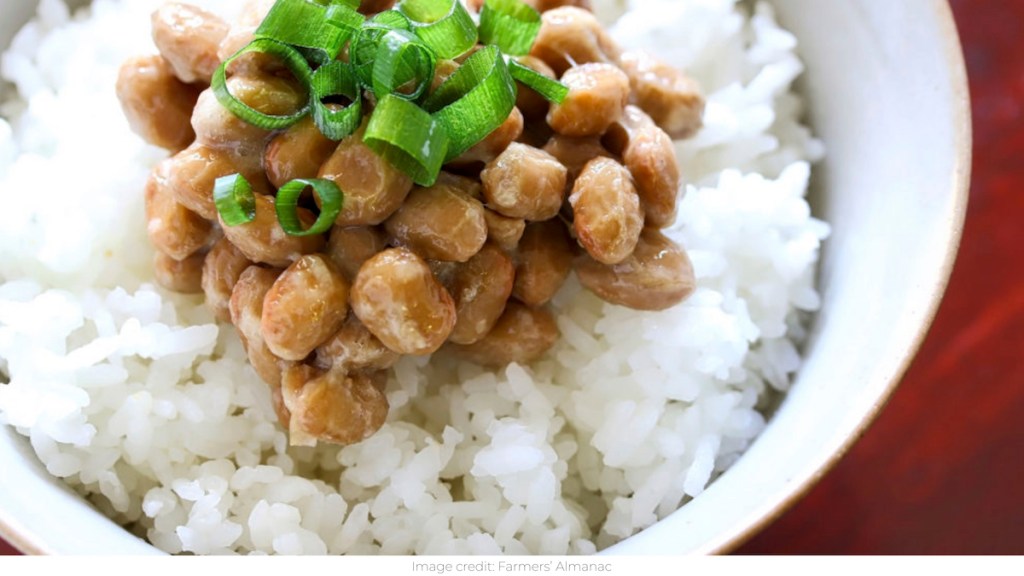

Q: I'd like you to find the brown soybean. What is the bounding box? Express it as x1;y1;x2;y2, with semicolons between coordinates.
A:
153;251;205;294
569;157;644;265
261;255;350;361
351;248;457;355
281;365;389;447
201;237;253;323
325;226;389;281
447;245;516;345
530;7;621;76
151;2;229;84
575;228;696;311
115;55;199;151
548;63;630;137
219;193;325;268
481;143;567;221
619;49;705;139
450;302;560;367
264;116;339;189
513;220;575;308
318;124;414;226
384;184;488;263
230;266;290;388
145;161;215;261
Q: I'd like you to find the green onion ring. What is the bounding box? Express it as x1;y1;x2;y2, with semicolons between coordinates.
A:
509;58;569;104
350;10;413;88
213;173;257;227
372;29;436;102
325;2;366;33
398;0;478;60
423;45;517;161
213;38;312;130
479;0;542;56
255;0;351;63
275;178;344;237
365;94;450;186
312;61;363;140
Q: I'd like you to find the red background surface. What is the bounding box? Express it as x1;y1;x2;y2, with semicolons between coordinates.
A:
0;0;1017;556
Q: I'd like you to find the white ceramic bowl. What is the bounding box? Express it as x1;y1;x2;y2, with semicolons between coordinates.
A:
0;0;970;555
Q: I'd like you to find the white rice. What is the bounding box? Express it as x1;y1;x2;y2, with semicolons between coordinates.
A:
0;0;828;555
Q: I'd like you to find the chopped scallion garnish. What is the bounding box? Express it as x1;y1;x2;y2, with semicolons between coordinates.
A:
424;45;517;161
212;38;312;130
275;178;344;236
256;0;351;63
351;10;413;89
213;174;257;226
509;58;569;104
399;0;478;60
372;29;437;102
365;95;450;186
212;0;570;194
479;0;542;56
311;61;363;140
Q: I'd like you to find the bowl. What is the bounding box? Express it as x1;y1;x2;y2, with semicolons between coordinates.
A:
0;0;970;556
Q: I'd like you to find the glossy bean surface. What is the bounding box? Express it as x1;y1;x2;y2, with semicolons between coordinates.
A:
116;55;199;151
384;184;488;263
261;255;350;361
447;245;516;345
151;1;229;84
201;237;253;323
575;228;696;311
450;302;560;367
481;143;567;221
281;365;389;447
569;157;645;265
351;248;457;355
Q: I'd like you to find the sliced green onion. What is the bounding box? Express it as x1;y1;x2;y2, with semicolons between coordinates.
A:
479;0;542;56
350;10;412;88
509;58;568;104
311;61;363;140
325;2;366;33
399;0;478;60
213;38;312;130
275;179;344;237
255;0;351;63
213;174;257;226
318;0;360;9
365;94;449;186
423;46;516;161
372;29;436;102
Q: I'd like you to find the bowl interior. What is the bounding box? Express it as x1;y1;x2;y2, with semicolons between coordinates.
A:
0;0;970;555
608;0;970;554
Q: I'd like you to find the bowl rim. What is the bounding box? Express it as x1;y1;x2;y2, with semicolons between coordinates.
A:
708;0;973;555
0;0;973;557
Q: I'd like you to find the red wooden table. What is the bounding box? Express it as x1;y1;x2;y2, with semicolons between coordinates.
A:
0;0;1016;557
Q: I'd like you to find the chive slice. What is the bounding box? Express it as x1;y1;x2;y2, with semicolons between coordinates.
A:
508;58;568;104
256;0;351;63
213;38;312;130
424;45;517;161
275;179;344;237
399;0;478;60
213;174;257;226
311;61;363;140
365;94;450;186
479;0;542;56
372;29;436;102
